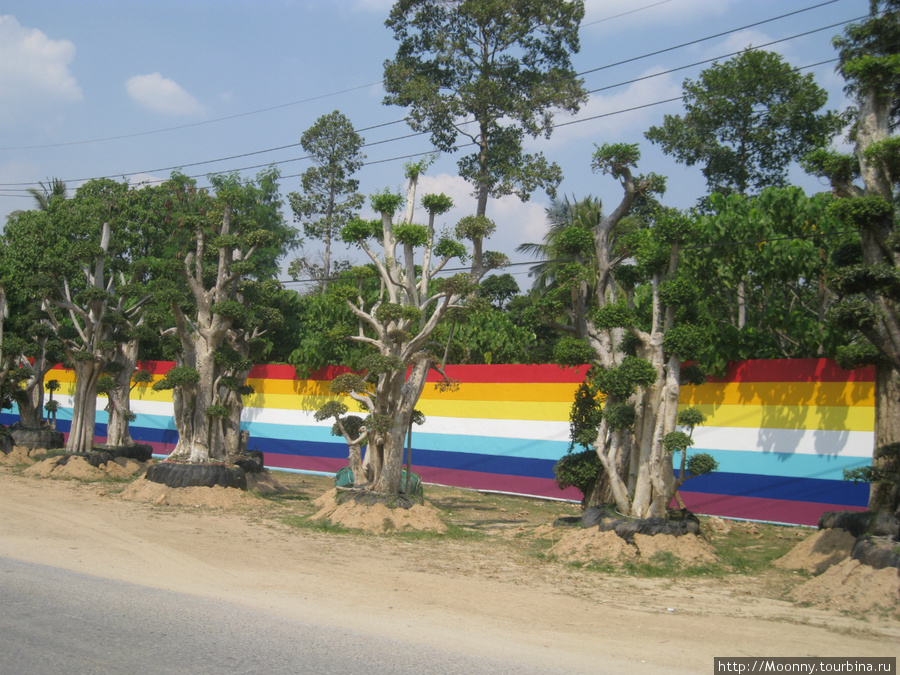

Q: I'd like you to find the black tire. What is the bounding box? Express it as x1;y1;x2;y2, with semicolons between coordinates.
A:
581;505;700;542
93;443;154;463
145;462;248;490
818;510;899;538
0;428;13;455
851;535;900;570
233;450;264;474
10;426;65;450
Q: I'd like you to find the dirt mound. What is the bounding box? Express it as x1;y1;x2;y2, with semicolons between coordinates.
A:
633;532;718;566
774;528;856;575
549;528;637;565
549;527;718;567
0;446;39;466
21;454;147;481
246;470;289;495
119;476;257;508
789;558;900;615
24;455;105;479
312;488;447;534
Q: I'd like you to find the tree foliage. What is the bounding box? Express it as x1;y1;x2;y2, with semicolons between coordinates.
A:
803;1;900;512
383;0;587;274
288;111;365;291
646;49;839;196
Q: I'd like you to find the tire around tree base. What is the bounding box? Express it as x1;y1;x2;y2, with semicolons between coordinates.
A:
818;510;900;538
146;462;248;490
93;443;154;463
9;425;65;450
851;535;900;571
581;505;701;542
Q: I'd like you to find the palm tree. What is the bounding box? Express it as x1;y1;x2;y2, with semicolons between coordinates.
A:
517;195;604;291
27;178;68;211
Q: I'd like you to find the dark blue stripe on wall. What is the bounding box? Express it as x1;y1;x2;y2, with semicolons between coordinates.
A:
674;470;868;506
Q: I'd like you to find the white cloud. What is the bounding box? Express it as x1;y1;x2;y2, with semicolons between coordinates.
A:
413;173;549;263
126;73;204;116
541;66;684;149
0;15;82;127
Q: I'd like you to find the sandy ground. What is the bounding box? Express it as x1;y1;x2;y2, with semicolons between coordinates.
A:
0;466;898;673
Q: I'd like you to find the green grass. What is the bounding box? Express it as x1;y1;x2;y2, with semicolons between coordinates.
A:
709;524;804;575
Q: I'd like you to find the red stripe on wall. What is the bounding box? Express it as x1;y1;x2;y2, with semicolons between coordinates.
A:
72;358;871;386
413;466;583;500
425;364;590;384
677;490;866;526
246;363;592;384
703;358;874;384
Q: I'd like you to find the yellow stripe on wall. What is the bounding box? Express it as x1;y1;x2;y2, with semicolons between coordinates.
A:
680;381;874;407
241;391;573;421
691;403;874;432
244;377;581;403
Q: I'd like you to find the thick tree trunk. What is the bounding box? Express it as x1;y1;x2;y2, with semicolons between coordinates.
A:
349;441;366;486
18;381;45;428
371;358;431;495
220;364;252;459
66;361;102;453
185;340;218;462
105;340;140;447
869;365;900;513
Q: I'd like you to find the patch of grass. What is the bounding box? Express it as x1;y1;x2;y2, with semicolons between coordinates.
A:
621;551;683;577
389;523;486;541
258;492;310;503
281;515;356;535
710;524;803;574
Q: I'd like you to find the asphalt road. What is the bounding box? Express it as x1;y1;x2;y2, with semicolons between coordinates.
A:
0;557;570;675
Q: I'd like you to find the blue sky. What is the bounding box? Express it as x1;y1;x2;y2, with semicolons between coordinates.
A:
0;0;869;287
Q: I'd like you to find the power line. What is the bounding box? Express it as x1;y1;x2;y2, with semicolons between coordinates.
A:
578;0;841;77
0;1;684;152
0;81;386;151
0;3;858;193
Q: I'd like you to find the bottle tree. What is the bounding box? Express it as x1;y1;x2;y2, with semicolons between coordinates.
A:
542;144;715;517
318;169;506;495
150;170;295;463
803;0;900;513
3;179;145;452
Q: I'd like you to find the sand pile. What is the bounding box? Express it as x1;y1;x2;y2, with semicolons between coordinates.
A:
246;470;289;495
312;488;448;534
549;526;718;567
789;558;900;615
773;528;856;574
21;454;146;480
119;476;258;508
0;446;40;466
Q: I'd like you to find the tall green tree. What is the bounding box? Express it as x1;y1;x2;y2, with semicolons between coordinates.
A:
646;49;839;196
4;179;137;452
539;144;714;517
686;187;848;372
288;111;365;291
151;170;295;463
382;0;587;275
804;0;900;513
314;165;506;495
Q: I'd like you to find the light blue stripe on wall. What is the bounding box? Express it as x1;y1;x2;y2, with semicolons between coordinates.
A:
692;447;870;482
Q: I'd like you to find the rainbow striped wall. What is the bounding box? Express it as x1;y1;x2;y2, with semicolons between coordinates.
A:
3;358;874;526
